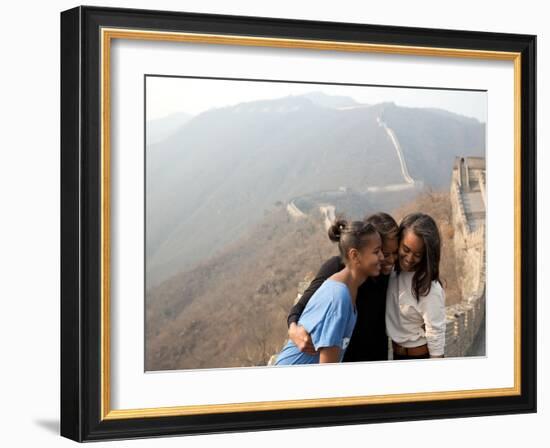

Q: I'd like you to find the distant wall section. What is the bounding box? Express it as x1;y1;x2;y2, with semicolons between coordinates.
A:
445;156;486;357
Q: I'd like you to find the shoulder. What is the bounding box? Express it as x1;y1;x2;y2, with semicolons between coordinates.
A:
309;280;338;304
389;270;412;285
304;281;349;320
419;280;445;305
317;281;351;310
429;280;445;298
386;270;399;289
388;270;398;281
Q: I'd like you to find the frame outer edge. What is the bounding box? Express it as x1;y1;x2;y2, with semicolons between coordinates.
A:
60;6;84;442
64;6;537;440
522;34;537;412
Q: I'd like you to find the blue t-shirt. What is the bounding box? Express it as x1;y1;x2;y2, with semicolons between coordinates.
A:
274;279;357;365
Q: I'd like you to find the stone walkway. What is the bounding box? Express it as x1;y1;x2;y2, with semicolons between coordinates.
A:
466;313;486;357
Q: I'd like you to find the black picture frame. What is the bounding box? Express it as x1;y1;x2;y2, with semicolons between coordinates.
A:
60;5;536;442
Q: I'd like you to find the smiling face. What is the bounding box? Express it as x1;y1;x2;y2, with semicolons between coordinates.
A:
398;230;425;272
380;236;399;275
348;232;384;278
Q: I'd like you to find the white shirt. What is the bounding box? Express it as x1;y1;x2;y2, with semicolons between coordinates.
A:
385;270;446;356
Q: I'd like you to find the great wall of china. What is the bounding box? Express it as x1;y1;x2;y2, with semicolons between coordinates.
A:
444;156;486;357
269;156;486;364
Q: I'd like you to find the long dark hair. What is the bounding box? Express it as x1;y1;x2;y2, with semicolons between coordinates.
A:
396;213;442;300
328;219;379;262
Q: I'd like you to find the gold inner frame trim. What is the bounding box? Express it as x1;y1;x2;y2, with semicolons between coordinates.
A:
100;27;522;421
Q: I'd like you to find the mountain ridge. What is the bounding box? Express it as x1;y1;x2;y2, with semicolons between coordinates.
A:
146;92;485;288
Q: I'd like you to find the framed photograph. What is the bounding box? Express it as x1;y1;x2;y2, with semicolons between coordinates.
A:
60;5;536;442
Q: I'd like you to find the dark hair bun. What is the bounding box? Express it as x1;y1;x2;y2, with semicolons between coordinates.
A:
328;219;347;242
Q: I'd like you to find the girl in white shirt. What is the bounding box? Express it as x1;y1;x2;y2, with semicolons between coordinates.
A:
386;213;446;360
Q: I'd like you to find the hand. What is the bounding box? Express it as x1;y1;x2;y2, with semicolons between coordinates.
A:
288;323;317;355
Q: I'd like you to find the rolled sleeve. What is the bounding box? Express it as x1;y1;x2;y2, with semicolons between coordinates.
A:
420;286;446;356
311;308;347;350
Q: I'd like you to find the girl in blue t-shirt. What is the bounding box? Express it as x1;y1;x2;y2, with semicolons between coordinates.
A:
275;219;384;365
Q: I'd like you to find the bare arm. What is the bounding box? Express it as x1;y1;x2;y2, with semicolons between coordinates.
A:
319;346;341;364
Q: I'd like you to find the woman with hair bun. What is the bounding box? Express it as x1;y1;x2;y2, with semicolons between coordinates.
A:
386;213;447;360
275;219;384;365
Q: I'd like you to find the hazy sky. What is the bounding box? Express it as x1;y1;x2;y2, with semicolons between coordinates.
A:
146;76;487;123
